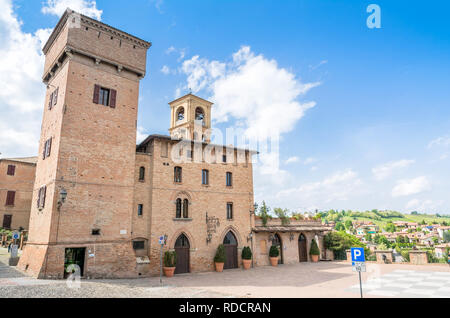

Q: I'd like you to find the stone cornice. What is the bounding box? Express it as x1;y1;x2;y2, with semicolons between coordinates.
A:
43;8;151;55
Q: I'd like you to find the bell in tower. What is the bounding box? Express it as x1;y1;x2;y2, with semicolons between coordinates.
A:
168;93;213;142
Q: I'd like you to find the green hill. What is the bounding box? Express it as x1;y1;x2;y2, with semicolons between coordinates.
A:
320;210;450;230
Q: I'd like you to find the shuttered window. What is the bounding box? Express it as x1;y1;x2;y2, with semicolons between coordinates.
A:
7;165;16;176
5;191;15;206
48;87;59;110
37;186;47;209
43;138;52;160
93;84;116;108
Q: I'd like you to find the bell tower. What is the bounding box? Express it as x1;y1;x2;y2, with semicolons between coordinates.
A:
18;9;151;279
168;93;213;142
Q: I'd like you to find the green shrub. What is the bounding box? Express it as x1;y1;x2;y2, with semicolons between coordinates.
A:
242;246;252;260
309;239;320;256
214;244;226;263
367;254;377;261
401;250;411;262
163;251;177;267
269;245;279;258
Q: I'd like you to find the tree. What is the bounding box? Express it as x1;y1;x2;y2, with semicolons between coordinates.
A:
432;237;439;244
365;233;373;242
273;208;290;226
258;201;272;227
335;222;345;231
443;230;450;243
324;231;367;260
384;222;396;233
344;220;353;230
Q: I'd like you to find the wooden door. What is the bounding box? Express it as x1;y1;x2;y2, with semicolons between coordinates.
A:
2;215;12;229
299;234;308;262
174;234;190;274
223;231;238;269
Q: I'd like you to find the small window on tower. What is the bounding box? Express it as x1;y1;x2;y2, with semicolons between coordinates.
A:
7;165;16;176
177;107;185;121
99;88;110;106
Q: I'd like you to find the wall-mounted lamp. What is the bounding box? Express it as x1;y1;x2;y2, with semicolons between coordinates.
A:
289;233;295;241
57;188;67;211
247;233;253;243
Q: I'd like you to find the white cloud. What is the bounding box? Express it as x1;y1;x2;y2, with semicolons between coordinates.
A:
284;156;299;164
161;65;171;75
406;199;444;212
276;169;363;207
392;176;431;197
42;0;102;20
428;136;450;149
181;45;320;141
372;159;415;181
0;0;54;158
284;156;316;165
136;126;148;144
309;60;328;70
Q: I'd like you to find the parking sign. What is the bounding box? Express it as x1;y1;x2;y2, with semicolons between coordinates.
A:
351;247;365;263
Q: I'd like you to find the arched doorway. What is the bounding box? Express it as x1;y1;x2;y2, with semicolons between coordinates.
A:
298;234;308;262
223;231;238;269
174;234;190;274
272;234;283;264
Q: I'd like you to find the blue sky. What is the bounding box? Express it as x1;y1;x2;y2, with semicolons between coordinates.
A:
1;0;449;214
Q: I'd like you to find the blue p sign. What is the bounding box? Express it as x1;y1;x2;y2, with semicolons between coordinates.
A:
351;247;365;262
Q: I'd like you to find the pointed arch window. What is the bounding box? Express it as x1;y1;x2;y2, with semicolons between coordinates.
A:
183;199;189;218
175;198;189;219
176;199;182;219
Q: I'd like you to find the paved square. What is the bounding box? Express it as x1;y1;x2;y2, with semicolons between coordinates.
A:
346;270;450;298
1;248;449;298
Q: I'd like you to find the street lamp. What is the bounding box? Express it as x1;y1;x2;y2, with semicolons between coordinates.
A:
57;188;67;211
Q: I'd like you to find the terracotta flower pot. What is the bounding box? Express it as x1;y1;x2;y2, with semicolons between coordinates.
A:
163;267;176;277
215;262;224;272
242;259;252;270
311;255;319;263
270;257;279;267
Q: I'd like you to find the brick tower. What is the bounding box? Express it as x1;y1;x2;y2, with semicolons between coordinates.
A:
18;9;151;278
168;94;213;142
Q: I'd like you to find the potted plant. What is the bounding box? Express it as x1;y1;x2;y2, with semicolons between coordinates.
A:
214;244;226;272
242;246;252;270
310;239;320;262
269;245;279;266
163;251;177;277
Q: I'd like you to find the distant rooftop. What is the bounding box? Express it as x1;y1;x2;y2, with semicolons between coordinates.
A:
0;157;38;165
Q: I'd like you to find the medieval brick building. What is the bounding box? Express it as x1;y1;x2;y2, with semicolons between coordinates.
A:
10;9;327;279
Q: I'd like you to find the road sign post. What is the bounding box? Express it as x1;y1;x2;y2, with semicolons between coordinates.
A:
351;247;365;298
159;235;167;286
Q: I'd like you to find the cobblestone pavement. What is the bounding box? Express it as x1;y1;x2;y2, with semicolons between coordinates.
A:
1;248;449;298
